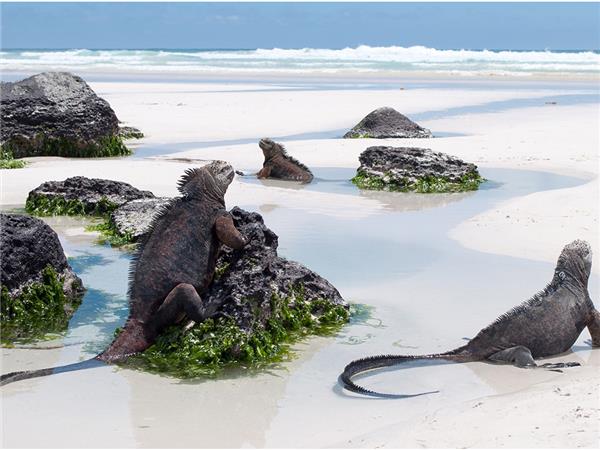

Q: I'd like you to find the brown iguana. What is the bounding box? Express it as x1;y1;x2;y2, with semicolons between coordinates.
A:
256;138;314;183
340;240;600;398
1;160;248;385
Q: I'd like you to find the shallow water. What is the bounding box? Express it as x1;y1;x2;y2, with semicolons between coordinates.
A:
129;90;598;158
2;167;598;448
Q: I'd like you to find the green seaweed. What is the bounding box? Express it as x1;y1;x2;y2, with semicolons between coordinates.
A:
119;128;145;140
126;287;350;378
352;170;485;193
85;221;136;248
0;148;27;169
214;262;230;280
0;266;82;344
3;134;132;159
25;194;119;217
347;132;373;139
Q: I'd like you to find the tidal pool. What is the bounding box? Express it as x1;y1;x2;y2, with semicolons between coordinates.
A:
1;167;597;448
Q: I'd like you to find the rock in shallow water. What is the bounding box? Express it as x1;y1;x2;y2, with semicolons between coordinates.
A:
204;207;346;331
109;197;173;242
344;106;432;139
0;72;130;158
26;176;155;216
132;207;348;377
353;146;483;193
0;213;85;340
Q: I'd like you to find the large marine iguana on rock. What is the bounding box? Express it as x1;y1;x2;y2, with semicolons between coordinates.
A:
256;138;314;183
340;240;600;398
1;161;248;385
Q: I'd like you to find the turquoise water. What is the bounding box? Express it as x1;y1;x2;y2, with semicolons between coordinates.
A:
36;167;595;363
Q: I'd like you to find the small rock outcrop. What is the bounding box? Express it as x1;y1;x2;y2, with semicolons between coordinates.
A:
109;197;172;242
204;207;346;333
0;72;132;158
133;207;348;377
352;146;483;193
344;107;432;139
26;176;155;216
0;213;85;340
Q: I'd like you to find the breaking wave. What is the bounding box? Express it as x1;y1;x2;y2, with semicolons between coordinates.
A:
1;46;598;76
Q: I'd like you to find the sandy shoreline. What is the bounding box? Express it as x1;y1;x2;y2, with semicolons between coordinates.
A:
1;76;599;448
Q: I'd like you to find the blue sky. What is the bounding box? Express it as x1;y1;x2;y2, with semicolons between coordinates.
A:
1;3;599;50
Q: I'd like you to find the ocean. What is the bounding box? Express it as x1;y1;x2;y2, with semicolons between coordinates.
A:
1;46;599;77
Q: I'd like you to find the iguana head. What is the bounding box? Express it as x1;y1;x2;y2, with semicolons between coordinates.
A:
259;138;284;160
554;239;592;285
177;160;234;204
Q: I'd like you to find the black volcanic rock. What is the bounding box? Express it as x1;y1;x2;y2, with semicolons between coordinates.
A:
0;72;129;157
110;197;172;242
204;207;347;332
26;176;155;216
0;213;84;313
353;146;482;192
344;107;432;139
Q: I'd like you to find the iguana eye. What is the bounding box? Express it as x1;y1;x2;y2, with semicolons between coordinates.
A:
559;271;566;280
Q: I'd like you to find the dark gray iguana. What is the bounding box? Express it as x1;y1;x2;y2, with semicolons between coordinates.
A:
1;160;248;385
256;138;314;184
340;240;600;398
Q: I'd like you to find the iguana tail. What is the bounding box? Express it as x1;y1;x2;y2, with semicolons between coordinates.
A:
339;350;469;399
0;357;106;387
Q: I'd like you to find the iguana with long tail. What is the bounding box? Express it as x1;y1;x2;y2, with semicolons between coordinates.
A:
1;161;248;386
256;138;314;183
340;240;600;398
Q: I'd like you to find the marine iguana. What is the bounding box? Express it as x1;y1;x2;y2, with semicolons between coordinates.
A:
340;240;600;398
256;138;314;183
1;160;248;385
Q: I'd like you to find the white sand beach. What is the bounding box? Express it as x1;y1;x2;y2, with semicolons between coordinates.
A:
1;74;599;448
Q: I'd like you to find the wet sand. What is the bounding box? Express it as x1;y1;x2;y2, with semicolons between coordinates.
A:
1;77;599;448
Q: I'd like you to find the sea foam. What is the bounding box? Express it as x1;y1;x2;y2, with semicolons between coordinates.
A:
1;46;598;76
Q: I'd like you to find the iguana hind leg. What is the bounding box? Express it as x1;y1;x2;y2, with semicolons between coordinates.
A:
147;283;207;335
488;346;537;368
488;346;580;371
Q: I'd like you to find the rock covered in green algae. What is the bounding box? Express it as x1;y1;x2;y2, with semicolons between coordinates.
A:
352;146;484;193
26;176;155;217
0;72;138;158
344;107;432;139
130;207;349;378
0;213;85;342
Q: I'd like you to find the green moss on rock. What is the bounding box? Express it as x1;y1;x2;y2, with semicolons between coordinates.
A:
352;170;484;193
25;194;119;217
3;134;131;159
126;287;350;378
0;265;82;344
85;221;135;248
0;148;27;169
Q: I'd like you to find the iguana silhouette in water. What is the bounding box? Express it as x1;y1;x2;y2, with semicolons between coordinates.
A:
256;138;314;184
340;240;600;398
1;161;248;386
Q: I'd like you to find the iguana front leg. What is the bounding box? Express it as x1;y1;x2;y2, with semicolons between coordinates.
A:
215;214;247;249
588;309;600;347
257;165;272;179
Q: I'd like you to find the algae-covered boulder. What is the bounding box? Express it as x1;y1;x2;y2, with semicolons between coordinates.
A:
205;207;346;329
133;207;349;377
0;213;85;341
26;176;155;216
352;146;483;193
0;72;136;158
344;107;432;139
